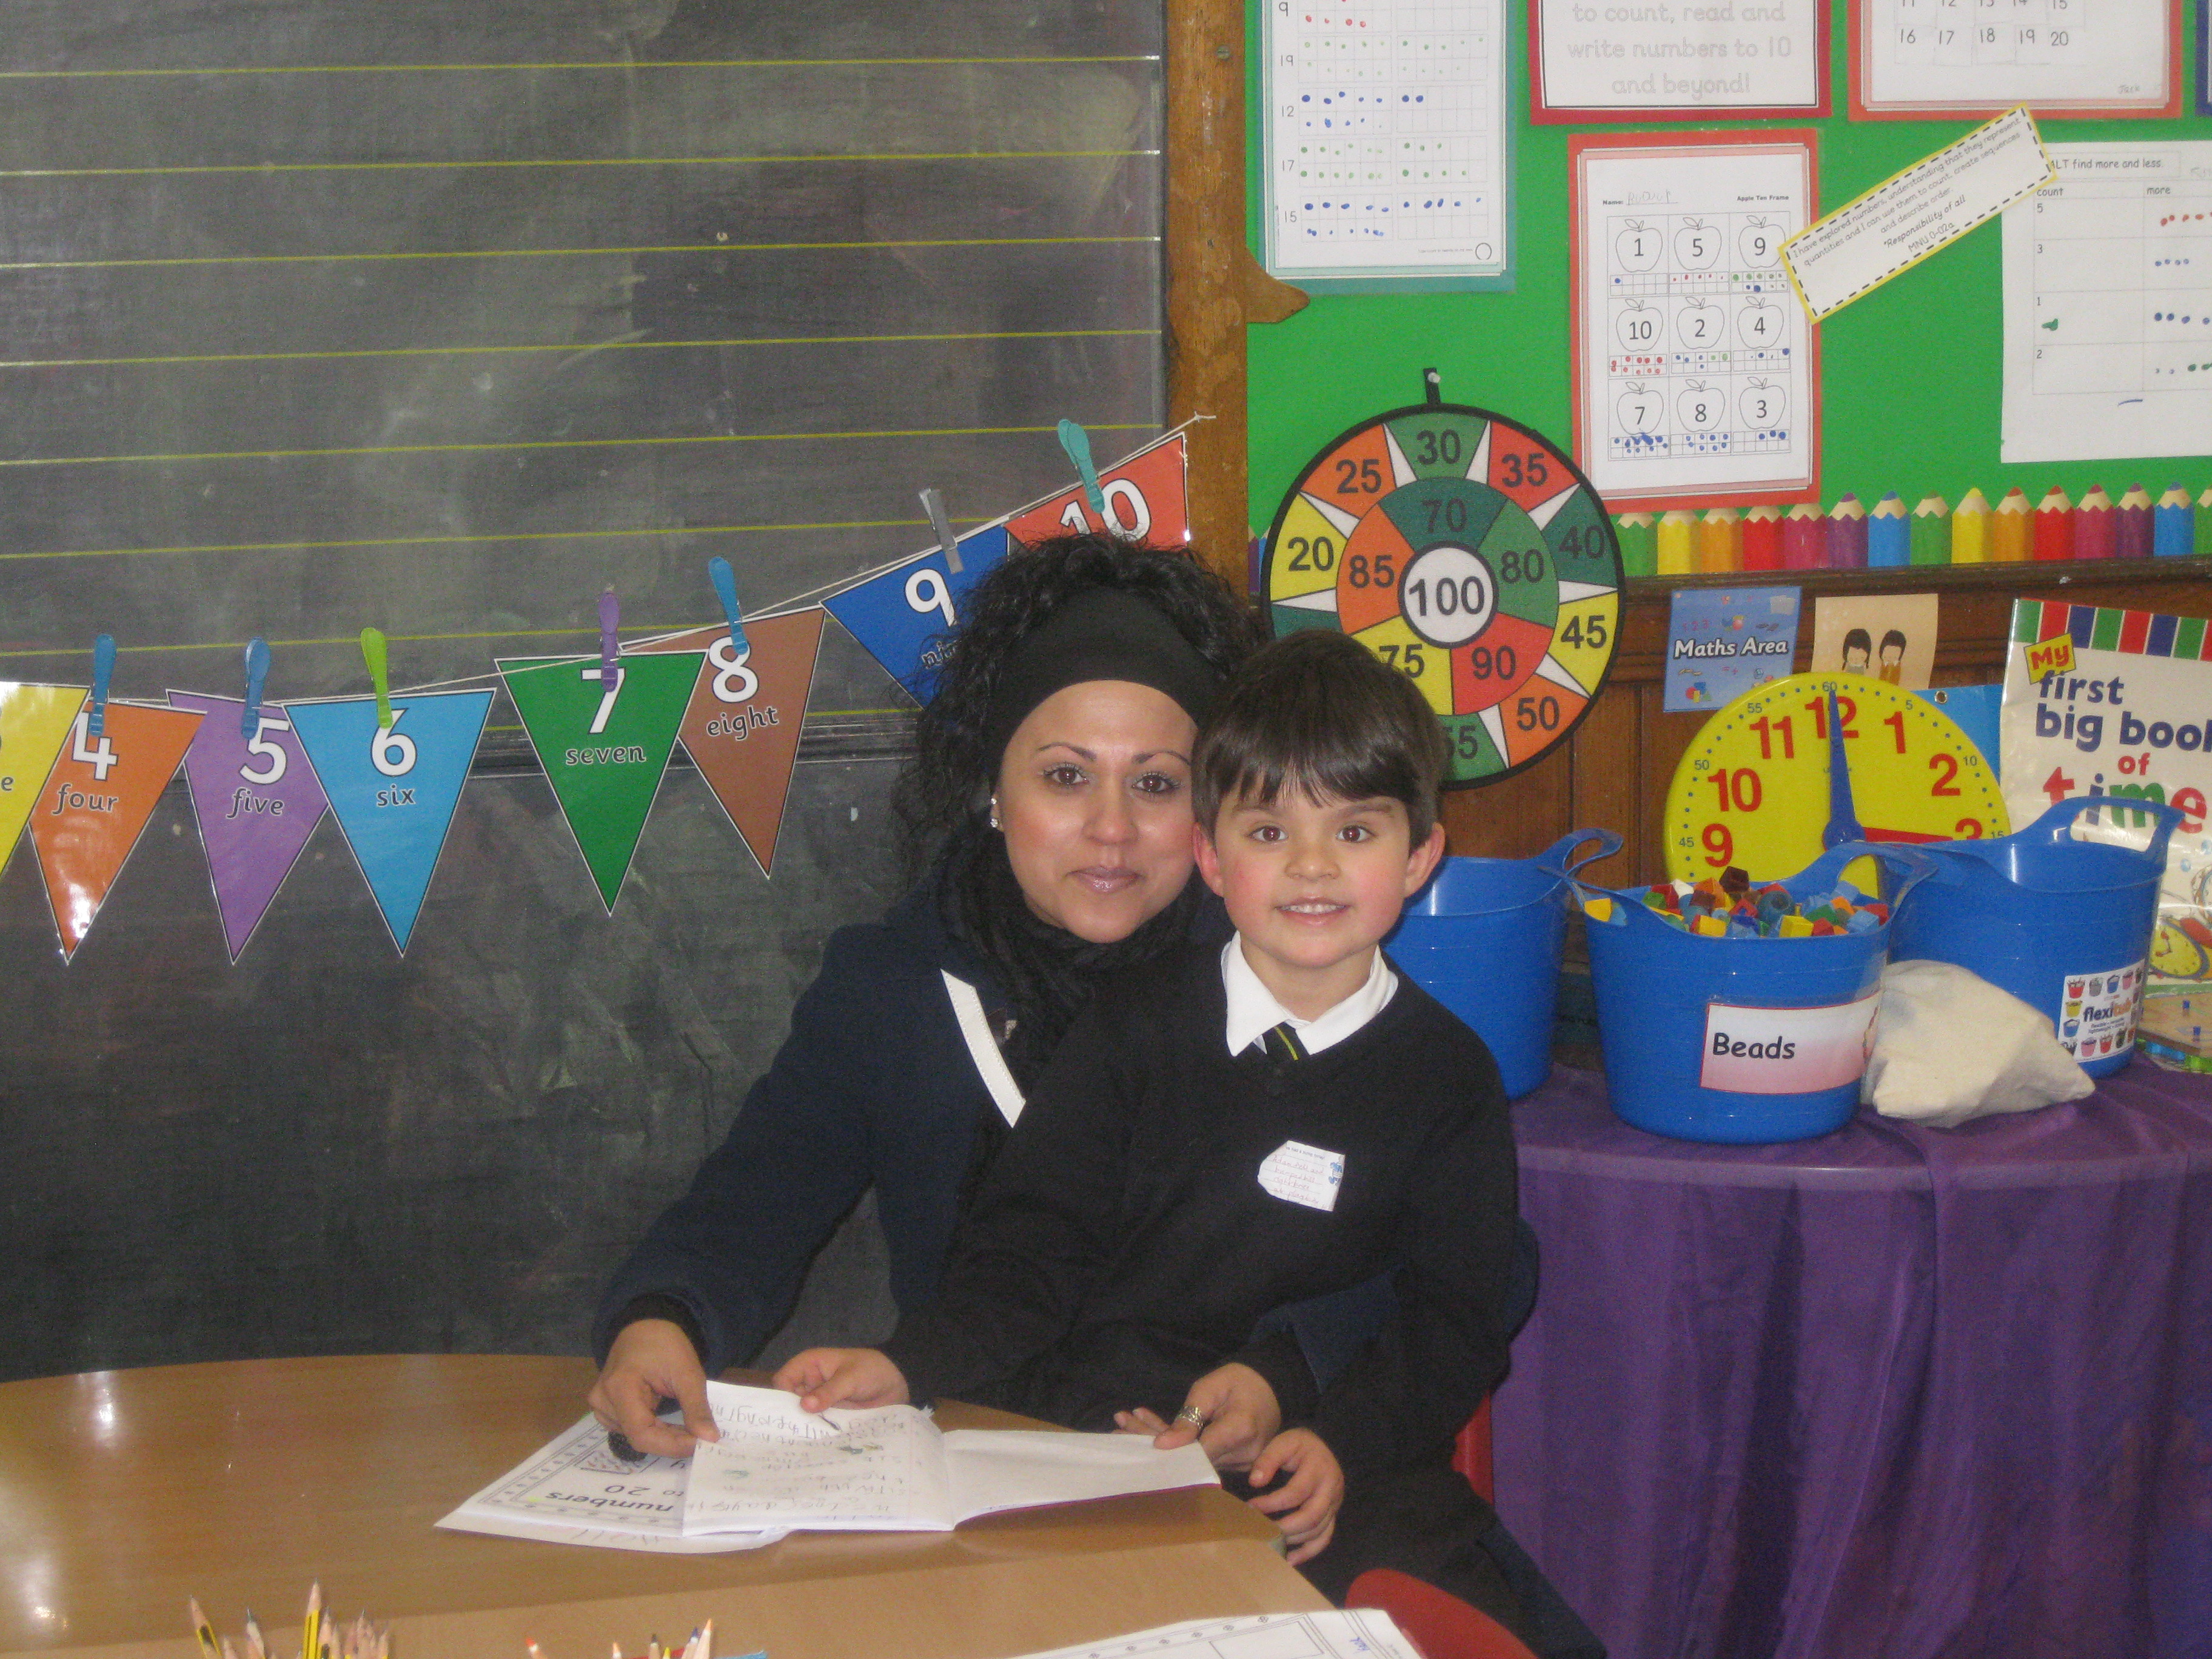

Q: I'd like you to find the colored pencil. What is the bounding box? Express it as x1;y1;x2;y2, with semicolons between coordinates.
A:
2072;484;2113;559
2113;485;2152;559
1950;487;1990;563
303;1583;322;1659
190;1601;220;1659
1991;487;2033;562
2156;485;2194;556
244;1614;266;1659
2196;486;2212;555
1827;494;1868;569
1867;492;1909;567
1697;506;1740;573
1655;509;1697;576
1741;503;1784;571
2033;486;2075;561
1907;494;1950;566
1783;501;1825;569
1614;512;1657;578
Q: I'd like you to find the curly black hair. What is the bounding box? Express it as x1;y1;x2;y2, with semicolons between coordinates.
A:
892;532;1259;868
891;532;1258;1094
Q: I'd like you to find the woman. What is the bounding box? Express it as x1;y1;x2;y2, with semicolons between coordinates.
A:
588;532;1285;1461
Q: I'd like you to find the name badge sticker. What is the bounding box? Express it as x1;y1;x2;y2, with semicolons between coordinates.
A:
1258;1140;1345;1212
1700;993;1881;1094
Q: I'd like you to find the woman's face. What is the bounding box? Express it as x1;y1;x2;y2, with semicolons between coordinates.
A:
996;680;1201;943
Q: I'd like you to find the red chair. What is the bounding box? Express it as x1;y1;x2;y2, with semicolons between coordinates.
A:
1347;1567;1540;1659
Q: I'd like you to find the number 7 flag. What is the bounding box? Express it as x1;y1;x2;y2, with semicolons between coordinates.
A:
497;652;702;911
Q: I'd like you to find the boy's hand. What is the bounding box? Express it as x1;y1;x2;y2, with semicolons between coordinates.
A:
772;1348;911;1412
1245;1428;1342;1566
588;1318;720;1458
1114;1362;1282;1472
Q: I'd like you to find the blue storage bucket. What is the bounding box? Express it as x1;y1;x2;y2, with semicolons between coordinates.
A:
1888;797;2182;1078
1389;828;1621;1099
1581;843;1933;1144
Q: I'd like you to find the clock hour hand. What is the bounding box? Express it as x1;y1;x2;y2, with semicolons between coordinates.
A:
1823;689;1865;849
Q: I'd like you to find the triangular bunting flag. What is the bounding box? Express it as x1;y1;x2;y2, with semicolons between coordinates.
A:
823;523;1011;703
497;652;701;911
169;691;331;962
30;700;204;961
0;683;89;877
286;689;495;953
1005;431;1191;548
632;609;825;878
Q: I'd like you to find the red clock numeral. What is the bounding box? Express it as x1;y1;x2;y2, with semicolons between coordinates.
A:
1954;817;1984;838
1929;752;1961;798
1701;822;1735;866
1805;694;1858;739
1748;714;1795;760
1706;767;1763;813
1883;710;1908;754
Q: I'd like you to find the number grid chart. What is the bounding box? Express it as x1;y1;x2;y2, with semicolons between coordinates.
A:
1262;0;1513;289
2002;141;2212;460
1571;134;1821;510
1851;0;2179;115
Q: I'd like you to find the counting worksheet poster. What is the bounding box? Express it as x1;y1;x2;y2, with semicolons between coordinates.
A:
1851;0;2178;115
2002;141;2212;460
1530;0;1828;119
1569;133;1820;509
1261;0;1512;289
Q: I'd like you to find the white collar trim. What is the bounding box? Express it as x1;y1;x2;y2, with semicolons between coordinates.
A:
1221;936;1397;1059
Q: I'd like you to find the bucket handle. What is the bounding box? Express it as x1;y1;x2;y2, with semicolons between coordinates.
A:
1535;827;1623;882
1795;840;1940;913
2019;794;2185;864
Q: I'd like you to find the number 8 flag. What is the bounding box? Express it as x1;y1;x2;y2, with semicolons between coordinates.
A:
289;689;495;952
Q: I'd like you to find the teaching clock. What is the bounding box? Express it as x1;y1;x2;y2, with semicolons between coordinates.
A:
1260;395;1623;788
1664;671;2011;884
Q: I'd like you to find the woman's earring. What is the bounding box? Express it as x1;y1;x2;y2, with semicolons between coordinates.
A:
988;797;1002;831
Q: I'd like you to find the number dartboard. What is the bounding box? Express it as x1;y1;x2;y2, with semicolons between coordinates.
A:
1261;401;1624;786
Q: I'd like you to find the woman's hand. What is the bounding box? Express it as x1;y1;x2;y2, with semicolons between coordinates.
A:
1114;1362;1282;1472
773;1347;911;1412
1245;1429;1343;1566
587;1318;720;1458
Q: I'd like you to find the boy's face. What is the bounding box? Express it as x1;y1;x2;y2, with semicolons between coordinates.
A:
1195;786;1446;1016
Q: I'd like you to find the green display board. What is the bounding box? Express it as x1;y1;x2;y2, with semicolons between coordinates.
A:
1245;0;2212;534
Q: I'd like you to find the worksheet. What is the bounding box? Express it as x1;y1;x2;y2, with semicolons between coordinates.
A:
1000;1611;1423;1659
1261;0;1512;288
1853;0;2177;115
681;1382;1218;1535
1570;133;1819;508
437;1412;786;1553
2001;141;2212;461
1532;0;1826;118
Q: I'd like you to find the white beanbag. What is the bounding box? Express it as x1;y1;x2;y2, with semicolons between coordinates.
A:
1862;959;2095;1128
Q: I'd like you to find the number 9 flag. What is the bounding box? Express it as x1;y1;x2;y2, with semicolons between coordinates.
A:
289;689;495;952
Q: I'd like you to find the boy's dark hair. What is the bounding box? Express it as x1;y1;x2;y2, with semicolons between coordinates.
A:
1195;629;1449;843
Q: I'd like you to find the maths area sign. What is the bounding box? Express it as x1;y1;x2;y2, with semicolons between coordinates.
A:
1663;586;1801;713
2000;600;2212;990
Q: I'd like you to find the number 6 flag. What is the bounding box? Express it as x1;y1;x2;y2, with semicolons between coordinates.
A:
289;689;495;953
497;652;701;911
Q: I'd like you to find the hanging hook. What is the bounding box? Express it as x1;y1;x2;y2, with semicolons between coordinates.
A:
708;557;751;658
919;487;963;575
360;628;394;731
89;634;116;737
1056;419;1107;518
241;637;272;738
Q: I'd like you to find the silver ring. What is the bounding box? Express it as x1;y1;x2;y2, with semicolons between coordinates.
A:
1174;1406;1208;1428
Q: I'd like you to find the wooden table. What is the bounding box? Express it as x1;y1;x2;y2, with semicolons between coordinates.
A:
0;1356;1324;1659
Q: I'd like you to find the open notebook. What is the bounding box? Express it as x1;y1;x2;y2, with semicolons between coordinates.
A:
680;1381;1219;1536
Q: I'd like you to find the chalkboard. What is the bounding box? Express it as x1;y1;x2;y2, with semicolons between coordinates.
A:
0;1;1165;1381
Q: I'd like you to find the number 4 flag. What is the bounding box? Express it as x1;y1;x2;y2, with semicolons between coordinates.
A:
497;652;701;910
289;689;495;953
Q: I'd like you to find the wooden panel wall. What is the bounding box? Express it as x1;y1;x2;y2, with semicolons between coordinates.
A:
1441;563;2212;885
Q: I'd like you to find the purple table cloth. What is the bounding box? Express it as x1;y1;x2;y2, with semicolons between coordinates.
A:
1495;1063;2212;1659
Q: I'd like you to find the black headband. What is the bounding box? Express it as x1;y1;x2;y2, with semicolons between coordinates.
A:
982;586;1219;761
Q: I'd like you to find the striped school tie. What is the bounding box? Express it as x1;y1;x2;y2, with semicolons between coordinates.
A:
1257;1022;1307;1064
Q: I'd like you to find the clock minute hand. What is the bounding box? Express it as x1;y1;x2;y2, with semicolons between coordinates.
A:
1823;688;1865;849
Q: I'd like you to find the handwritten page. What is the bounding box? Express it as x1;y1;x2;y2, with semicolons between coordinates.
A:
1533;0;1824;117
436;1413;786;1554
993;1610;1423;1659
1261;0;1511;289
682;1383;1218;1536
1572;134;1818;508
1855;0;2173;115
2002;141;2212;461
1781;107;2054;321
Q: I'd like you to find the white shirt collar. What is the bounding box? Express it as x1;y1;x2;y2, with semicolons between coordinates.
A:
1221;935;1398;1059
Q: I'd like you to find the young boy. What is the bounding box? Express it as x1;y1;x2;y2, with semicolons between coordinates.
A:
777;629;1526;1629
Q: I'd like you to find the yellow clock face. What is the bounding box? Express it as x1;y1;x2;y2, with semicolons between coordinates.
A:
1664;671;2011;885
